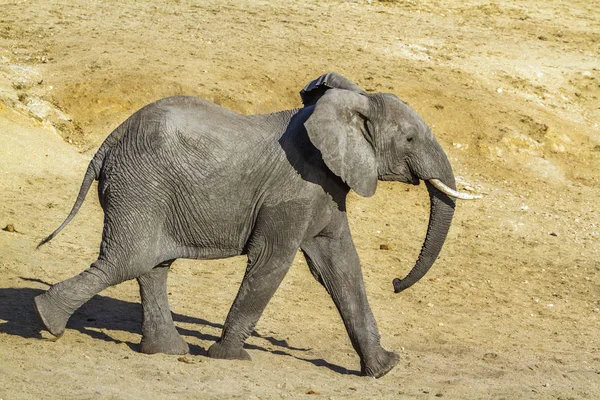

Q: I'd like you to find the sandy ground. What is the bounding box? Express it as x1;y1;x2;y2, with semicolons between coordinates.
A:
1;0;599;398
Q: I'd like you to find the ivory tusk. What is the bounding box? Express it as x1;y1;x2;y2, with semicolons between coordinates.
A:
429;179;482;200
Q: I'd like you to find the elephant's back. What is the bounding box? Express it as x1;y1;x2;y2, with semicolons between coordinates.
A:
145;96;268;163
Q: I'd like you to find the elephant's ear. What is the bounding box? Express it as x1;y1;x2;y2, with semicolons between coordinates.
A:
304;89;377;197
300;72;366;106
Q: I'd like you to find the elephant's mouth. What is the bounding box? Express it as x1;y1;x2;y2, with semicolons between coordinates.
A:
409;172;420;185
378;171;420;185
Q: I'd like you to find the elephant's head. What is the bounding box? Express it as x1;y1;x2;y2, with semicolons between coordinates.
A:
301;73;479;293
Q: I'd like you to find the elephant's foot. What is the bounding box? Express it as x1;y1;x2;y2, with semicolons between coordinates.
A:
207;341;251;361
140;329;189;355
361;349;400;379
34;293;70;338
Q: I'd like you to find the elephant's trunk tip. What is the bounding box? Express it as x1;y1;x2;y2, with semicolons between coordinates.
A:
392;278;407;293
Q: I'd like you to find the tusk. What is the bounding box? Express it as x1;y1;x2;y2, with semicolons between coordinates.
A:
429;179;482;200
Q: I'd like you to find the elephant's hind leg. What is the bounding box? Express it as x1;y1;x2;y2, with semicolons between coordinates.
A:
34;258;126;337
35;229;160;339
137;261;189;355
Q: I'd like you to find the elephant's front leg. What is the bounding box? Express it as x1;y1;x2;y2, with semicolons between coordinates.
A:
208;236;297;361
137;262;189;355
301;221;399;378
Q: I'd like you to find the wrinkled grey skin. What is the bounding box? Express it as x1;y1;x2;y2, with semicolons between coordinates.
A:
35;73;456;378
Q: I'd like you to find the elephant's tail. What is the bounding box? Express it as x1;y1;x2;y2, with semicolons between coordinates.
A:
37;123;126;248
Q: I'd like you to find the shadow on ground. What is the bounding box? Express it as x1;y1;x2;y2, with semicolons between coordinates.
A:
0;278;359;376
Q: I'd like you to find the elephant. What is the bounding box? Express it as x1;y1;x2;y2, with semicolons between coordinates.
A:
35;72;478;378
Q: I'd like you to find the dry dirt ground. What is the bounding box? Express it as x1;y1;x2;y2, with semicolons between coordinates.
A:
1;0;599;398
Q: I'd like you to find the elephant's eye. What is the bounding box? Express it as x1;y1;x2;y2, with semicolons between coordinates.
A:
406;135;414;143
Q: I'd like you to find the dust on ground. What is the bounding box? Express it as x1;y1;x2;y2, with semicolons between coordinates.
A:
1;0;599;398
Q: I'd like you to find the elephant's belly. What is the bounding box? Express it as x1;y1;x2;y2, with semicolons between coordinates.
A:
164;197;257;259
176;245;245;261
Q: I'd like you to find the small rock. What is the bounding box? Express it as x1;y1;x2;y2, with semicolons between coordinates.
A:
306;390;320;395
379;244;391;250
551;142;565;153
177;356;195;364
2;224;15;233
549;232;558;237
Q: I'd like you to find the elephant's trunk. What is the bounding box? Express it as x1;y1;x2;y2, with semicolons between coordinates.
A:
393;181;455;292
393;142;457;293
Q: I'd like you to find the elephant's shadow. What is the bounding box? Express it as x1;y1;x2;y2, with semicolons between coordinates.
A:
0;278;359;376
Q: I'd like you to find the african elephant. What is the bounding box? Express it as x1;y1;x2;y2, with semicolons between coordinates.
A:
35;72;477;378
